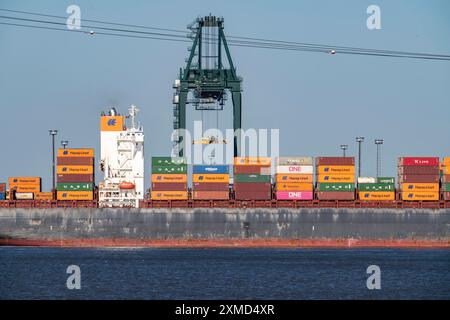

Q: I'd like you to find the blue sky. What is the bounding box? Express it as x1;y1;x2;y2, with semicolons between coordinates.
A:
1;0;449;191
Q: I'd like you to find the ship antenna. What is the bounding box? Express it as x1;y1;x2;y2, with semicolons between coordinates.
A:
129;105;139;129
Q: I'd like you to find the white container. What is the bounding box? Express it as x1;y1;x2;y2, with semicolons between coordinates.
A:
15;192;34;200
275;165;313;174
357;177;376;184
276;157;313;166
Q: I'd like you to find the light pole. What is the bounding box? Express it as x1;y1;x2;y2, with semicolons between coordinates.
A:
340;144;348;157
375;139;384;178
49;130;58;195
356;137;364;178
61;140;69;149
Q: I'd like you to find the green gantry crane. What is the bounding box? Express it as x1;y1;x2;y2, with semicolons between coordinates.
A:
172;16;242;157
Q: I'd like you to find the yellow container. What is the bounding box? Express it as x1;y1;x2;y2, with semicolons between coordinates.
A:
275;174;313;183
317;175;355;183
35;192;53;200
57;148;94;157
401;192;439;201
401;183;439;192
234;157;271;166
151;191;188;200
10;185;41;193
100;116;124;131
276;182;313;191
151;174;187;183
9;177;41;185
317;165;355;175
193;174;229;183
359;191;395;201
57;165;94;175
57;191;93;200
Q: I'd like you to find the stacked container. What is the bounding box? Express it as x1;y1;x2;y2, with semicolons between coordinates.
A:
56;148;95;201
9;177;41;200
233;157;271;200
0;182;6;200
274;157;313;200
398;157;440;201
151;157;188;200
358;177;395;201
442;157;450;201
192;165;229;200
315;157;355;200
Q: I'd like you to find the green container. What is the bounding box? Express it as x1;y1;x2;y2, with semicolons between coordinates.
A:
444;183;450;192
151;157;186;167
377;177;395;184
57;182;94;191
234;174;271;183
316;183;354;192
359;183;395;192
152;165;187;174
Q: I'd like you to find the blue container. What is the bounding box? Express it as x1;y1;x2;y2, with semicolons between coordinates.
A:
193;165;229;174
0;193;5;200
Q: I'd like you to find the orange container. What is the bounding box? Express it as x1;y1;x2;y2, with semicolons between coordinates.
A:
317;175;355;183
9;177;41;185
10;185;41;193
151;191;188;200
57;148;94;157
234;157;271;166
401;183;439;192
443;166;450;175
57;165;94;175
100;115;125;131
359;191;395;201
192;191;229;200
35;192;53;200
193;174;229;183
57;191;93;200
275;182;313;191
444;157;450;165
275;174;313;183
401;192;439;201
317;165;355;175
151;174;187;183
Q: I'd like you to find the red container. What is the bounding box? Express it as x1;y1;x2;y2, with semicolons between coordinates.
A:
442;175;450;183
398;166;440;175
444;192;450;200
233;182;271;192
193;182;229;191
233;165;270;175
192;191;229;200
235;190;271;200
398;175;439;183
316;191;354;200
315;157;355;166
398;157;439;166
0;183;6;193
57;174;94;183
151;182;186;191
57;157;94;165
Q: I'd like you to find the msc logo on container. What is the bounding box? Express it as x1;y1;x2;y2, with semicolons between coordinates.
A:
107;119;117;126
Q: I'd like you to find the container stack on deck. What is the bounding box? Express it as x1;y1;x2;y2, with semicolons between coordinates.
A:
192;165;229;200
398;157;440;201
8;177;41;200
274;157;313;200
56;148;95;201
315;157;355;200
442;157;450;201
233;157;271;200
151;157;188;200
0;182;6;200
358;177;395;201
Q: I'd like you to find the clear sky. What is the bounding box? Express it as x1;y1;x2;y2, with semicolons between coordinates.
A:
1;0;449;191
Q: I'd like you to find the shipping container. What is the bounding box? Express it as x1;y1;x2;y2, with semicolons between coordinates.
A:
57;157;95;165
398;166;440;175
192;182;229;191
400;183;439;192
34;192;53;200
151;182;187;191
8;177;41;185
443;166;450;175
401;192;439;201
0;183;6;193
377;177;395;184
358;183;395;192
0;193;5;200
444;157;450;165
234;190;271;200
58;148;94;158
444;192;450;200
317;166;355;175
151;174;187;183
275;182;313;191
152;165;187;174
398;175;439;183
150;191;188;200
315;157;355;166
192;165;229;174
316;183;354;192
444;183;450;192
357;177;376;184
359;192;395;201
443;175;450;183
233;165;270;175
276;157;313;166
317;175;355;183
275;191;313;200
398;157;439;166
151;157;186;166
233;182;272;192
275;174;313;183
57;182;94;191
192;191;229;200
57;174;94;183
56;165;94;175
316;191;354;200
234;174;271;183
57;191;94;201
15;192;34;200
193;174;229;183
234;157;271;166
275;165;313;174
9;185;41;193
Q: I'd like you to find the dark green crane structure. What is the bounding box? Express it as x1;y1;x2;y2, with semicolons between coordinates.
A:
172;16;242;157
